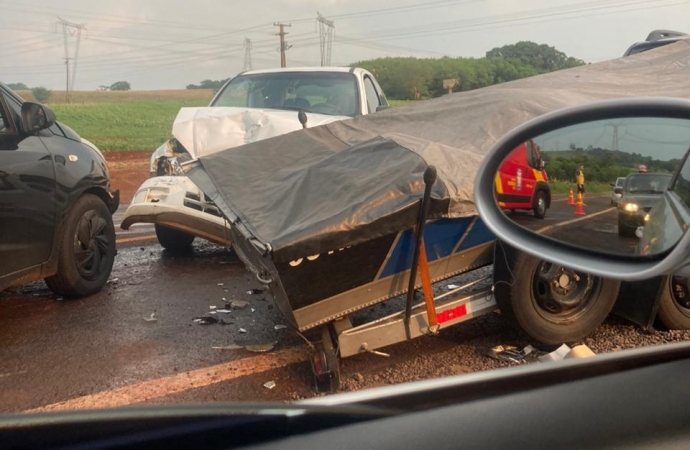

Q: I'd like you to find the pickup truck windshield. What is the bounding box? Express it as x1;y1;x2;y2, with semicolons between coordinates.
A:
625;174;672;193
212;72;358;117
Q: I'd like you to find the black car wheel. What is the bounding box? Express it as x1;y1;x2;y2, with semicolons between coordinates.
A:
45;194;116;297
155;224;195;252
495;251;620;344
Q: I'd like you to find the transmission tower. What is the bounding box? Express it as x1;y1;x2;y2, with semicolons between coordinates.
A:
243;38;253;72
316;12;335;66
608;122;621;151
57;17;86;102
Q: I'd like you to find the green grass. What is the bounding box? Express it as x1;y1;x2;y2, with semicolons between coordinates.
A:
388;99;417;107
550;180;612;195
16;90;215;151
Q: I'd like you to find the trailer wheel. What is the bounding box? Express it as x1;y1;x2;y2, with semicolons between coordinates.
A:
656;275;690;330
311;325;340;392
495;251;620;344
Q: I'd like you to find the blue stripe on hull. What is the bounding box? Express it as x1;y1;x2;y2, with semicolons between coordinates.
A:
378;217;495;279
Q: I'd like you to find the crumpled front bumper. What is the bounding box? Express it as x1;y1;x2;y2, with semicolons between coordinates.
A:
121;176;231;246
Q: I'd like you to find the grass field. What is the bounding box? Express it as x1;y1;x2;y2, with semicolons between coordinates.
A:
16;90;215;151
550;180;612;195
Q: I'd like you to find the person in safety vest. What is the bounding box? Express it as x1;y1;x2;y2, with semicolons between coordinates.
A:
575;165;585;203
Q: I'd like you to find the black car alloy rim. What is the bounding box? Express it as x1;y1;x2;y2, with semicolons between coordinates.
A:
73;210;109;280
531;261;598;323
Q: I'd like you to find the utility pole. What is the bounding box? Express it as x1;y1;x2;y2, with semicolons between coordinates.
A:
273;22;291;68
57;17;86;102
243;38;253;72
316;12;335;66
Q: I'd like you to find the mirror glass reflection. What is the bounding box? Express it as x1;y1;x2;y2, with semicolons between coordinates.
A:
495;117;690;256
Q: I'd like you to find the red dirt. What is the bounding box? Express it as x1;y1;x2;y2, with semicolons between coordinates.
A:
105;151;150;204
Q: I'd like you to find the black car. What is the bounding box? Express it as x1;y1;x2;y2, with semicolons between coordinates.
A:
0;83;119;297
617;172;672;237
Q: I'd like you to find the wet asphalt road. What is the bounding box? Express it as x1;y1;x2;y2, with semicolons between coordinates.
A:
0;194;662;413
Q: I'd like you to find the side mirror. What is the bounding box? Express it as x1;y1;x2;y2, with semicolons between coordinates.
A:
376;105;392;112
21;102;55;134
614;187;623;194
475;98;690;281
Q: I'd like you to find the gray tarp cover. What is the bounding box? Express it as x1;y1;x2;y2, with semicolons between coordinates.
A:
189;41;690;263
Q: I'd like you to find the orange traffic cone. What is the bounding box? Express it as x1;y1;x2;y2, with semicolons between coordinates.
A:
574;193;585;215
567;188;575;205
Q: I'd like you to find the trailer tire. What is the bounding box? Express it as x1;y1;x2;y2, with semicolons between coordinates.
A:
495;251;620;345
656;275;690;330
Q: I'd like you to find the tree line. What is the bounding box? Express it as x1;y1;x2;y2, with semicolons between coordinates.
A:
543;147;682;184
352;41;585;100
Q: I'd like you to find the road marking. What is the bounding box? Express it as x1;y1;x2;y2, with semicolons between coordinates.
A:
28;346;310;412
116;235;157;244
552;193;608;202
537;207;616;234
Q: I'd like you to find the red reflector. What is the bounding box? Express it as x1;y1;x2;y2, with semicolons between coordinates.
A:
437;304;467;324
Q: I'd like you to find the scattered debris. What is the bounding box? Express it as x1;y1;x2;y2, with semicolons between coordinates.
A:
486;345;539;363
231;300;249;309
263;381;276;389
209;305;217;309
245;342;277;353
353;373;364;383
209;311;217;315
247;288;264;295
107;278;120;284
274;325;287;330
216;309;232;313
212;344;243;350
239;328;248;333
251;308;256;313
127;281;142;286
217;283;224;286
56;297;64;301
193;316;219;325
144;313;157;322
538;344;596;362
447;284;460;290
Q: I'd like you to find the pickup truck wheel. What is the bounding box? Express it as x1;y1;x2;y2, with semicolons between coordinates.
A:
495;251;620;344
155;224;195;252
533;190;547;219
656;275;690;330
45;194;116;298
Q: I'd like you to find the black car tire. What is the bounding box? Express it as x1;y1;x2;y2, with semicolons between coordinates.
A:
495;251;620;344
45;194;116;298
657;275;690;330
533;190;547;219
617;219;636;238
155;224;195;252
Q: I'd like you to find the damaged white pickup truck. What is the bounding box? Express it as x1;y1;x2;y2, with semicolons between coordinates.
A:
121;67;390;251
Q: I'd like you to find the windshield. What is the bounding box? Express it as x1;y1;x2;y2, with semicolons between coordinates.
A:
625;174;672;194
212;72;358;116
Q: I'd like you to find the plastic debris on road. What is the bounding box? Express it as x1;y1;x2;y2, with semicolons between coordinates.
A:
245;342;277;353
212;344;243;350
247;289;264;295
193;316;219;325
447;284;460;290
216;309;232;313
107;278;120;284
217;283;224;286
487;345;539;363
239;328;248;333
539;344;595;362
230;300;249;309
274;325;287;330
209;305;217;309
144;313;157;322
263;381;276;389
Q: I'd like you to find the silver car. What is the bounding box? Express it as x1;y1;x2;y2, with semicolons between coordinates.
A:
610;176;626;206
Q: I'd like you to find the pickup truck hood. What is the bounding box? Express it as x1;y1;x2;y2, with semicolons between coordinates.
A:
621;193;665;209
172;107;349;158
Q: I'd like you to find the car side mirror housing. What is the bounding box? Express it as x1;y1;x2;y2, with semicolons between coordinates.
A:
475;98;690;281
21;102;56;134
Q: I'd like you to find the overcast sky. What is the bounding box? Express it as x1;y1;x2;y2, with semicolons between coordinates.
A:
2;0;690;90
